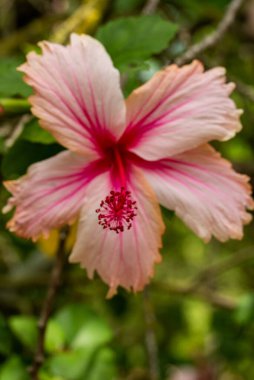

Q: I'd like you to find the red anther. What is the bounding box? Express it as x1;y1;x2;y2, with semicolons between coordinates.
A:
96;187;138;233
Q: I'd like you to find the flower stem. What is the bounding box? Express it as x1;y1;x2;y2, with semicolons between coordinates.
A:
0;98;30;116
29;226;69;380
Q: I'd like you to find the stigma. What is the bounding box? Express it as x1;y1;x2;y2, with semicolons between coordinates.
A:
96;187;138;233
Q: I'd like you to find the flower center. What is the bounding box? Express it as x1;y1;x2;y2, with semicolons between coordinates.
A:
96;187;138;233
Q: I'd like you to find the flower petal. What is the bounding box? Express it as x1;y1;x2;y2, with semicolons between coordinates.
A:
69;168;164;296
138;144;253;242
18;34;126;158
122;61;242;161
3;151;106;240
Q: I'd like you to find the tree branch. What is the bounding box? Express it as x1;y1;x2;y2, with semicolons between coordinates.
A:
191;246;254;289
153;282;237;310
235;80;254;103
153;247;254;310
175;0;244;66
29;226;69;380
142;0;160;15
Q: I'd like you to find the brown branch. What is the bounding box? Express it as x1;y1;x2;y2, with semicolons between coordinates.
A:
235;80;254;103
142;0;160;15
197;289;237;310
29;227;69;380
175;0;244;66
153;282;237;310
191;246;254;289
143;287;160;380
153;247;254;311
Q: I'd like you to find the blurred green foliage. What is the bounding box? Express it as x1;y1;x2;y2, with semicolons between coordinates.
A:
0;0;254;379
0;304;116;380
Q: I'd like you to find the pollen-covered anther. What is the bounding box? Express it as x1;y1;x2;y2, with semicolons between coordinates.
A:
96;187;138;233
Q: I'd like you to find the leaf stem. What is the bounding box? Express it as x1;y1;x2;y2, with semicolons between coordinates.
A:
0;98;30;115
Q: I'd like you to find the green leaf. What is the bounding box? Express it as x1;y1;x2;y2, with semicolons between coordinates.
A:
9;315;38;350
54;304;112;348
21;118;56;144
71;319;112;349
45;320;66;354
0;57;32;97
235;294;254;325
0;313;12;356
39;373;64;380
0;357;29;380
43;348;116;380
43;348;95;380
96;15;178;70
44;349;93;380
54;304;95;345
86;349;116;380
1;140;63;179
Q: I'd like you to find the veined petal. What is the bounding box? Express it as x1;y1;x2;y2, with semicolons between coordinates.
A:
18;34;126;158
69;168;165;296
138;145;253;242
122;61;242;161
3;151;106;240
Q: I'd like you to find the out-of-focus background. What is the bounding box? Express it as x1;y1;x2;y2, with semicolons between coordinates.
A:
0;0;254;379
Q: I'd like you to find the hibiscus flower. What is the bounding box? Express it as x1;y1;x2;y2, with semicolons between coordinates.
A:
3;34;253;296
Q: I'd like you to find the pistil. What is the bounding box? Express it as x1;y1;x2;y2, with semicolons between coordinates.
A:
96;187;138;233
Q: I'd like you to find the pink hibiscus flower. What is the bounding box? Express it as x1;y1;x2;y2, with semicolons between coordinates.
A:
3;34;253;296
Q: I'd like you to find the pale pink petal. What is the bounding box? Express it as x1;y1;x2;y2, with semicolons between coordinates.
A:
121;61;242;161
3;151;106;240
18;34;126;158
137;144;253;242
69;168;165;296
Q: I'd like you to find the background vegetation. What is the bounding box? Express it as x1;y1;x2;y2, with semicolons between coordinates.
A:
0;0;254;379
